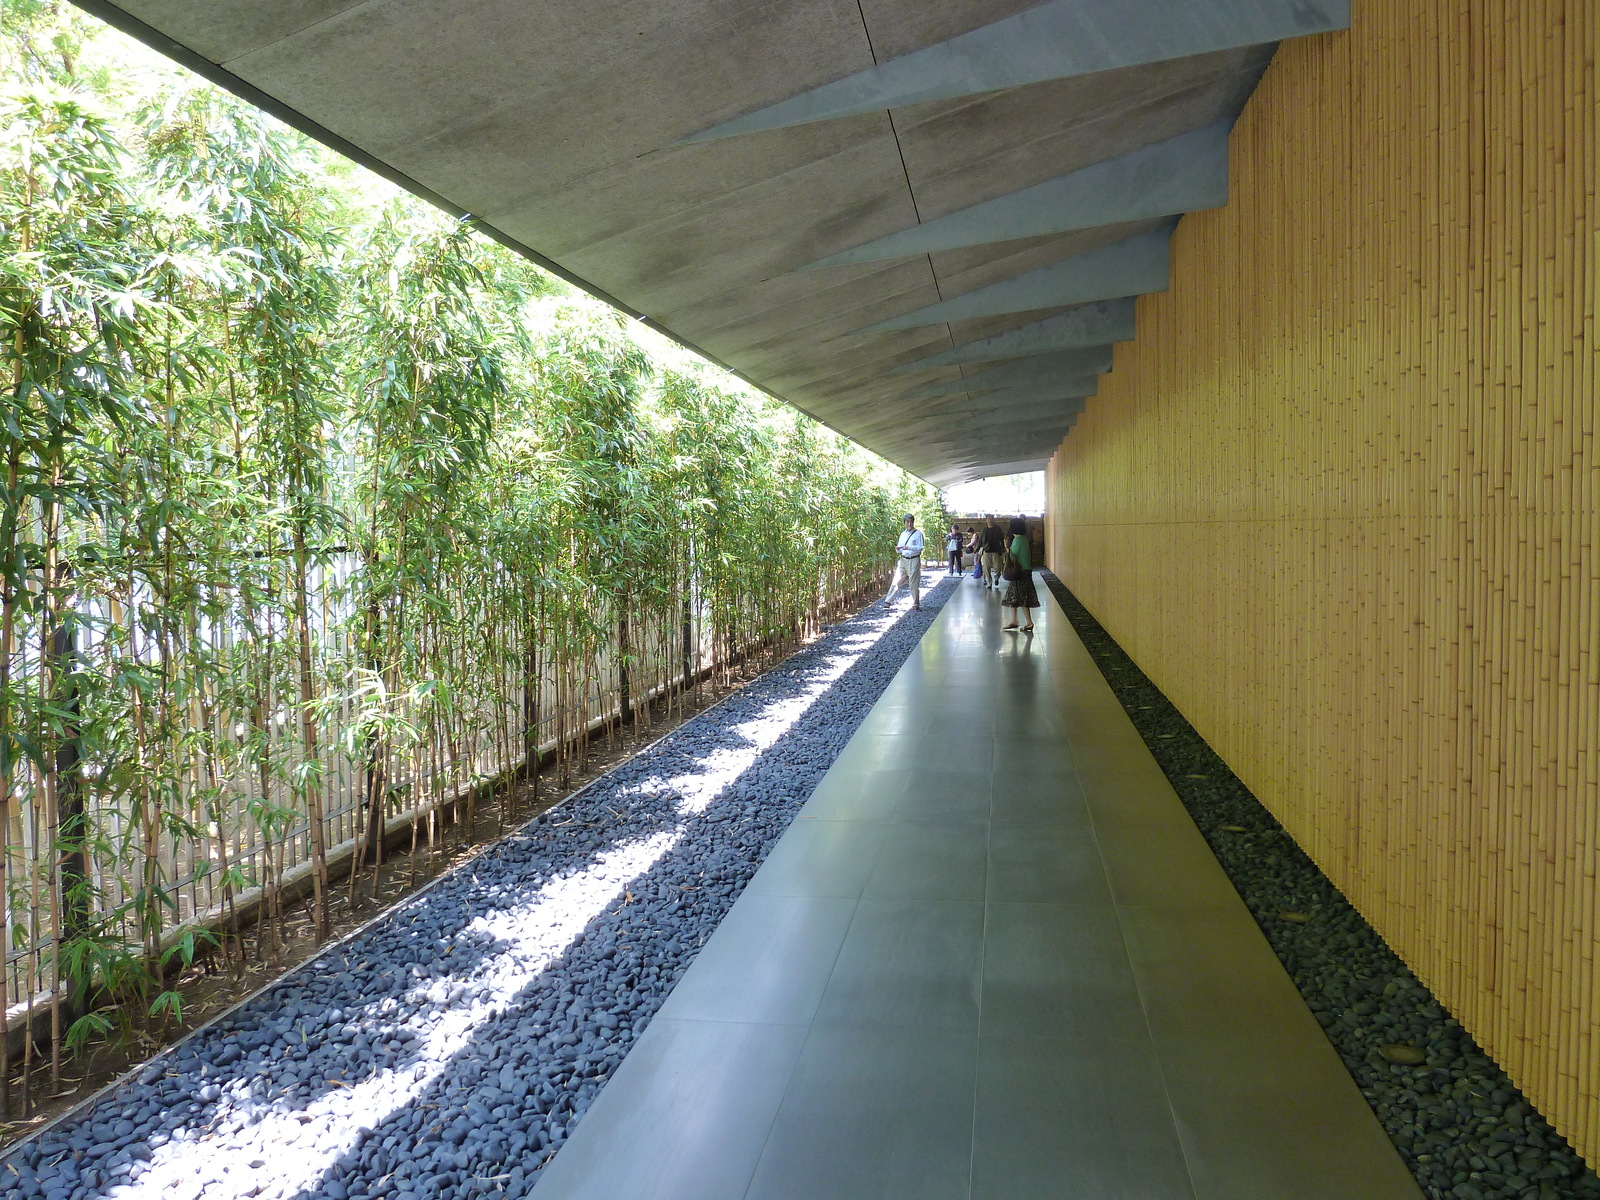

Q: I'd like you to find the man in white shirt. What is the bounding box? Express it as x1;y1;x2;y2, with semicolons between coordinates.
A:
885;514;925;610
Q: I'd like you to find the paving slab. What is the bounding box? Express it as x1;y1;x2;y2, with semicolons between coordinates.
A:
531;574;1423;1200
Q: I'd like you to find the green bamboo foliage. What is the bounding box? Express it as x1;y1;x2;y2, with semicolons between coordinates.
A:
0;0;946;1110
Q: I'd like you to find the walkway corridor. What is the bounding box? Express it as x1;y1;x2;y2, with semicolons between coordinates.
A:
532;575;1422;1200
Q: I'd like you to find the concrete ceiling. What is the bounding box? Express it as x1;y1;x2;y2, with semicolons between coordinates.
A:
81;0;1349;485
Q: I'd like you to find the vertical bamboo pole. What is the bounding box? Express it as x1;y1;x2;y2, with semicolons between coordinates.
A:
1045;0;1598;1161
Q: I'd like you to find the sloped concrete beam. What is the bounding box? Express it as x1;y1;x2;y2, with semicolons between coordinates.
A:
900;370;1099;402
935;421;1079;452
954;457;1052;474
878;386;1095;428
919;375;1101;410
898;423;1085;456
918;404;1086;432
804;123;1229;270
921;439;1075;468
680;0;1347;143
900;348;1113;400
858;396;1090;438
890;301;1137;374
862;228;1170;333
867;381;1097;429
921;423;1079;456
866;398;1090;438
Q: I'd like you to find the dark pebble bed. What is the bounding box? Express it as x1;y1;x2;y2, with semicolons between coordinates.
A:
2;579;956;1200
1040;570;1600;1200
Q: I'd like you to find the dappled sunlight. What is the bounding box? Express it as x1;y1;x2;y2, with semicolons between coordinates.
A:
671;605;905;814
73;598;923;1200
103;833;676;1200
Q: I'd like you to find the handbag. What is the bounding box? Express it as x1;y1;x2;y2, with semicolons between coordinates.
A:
970;559;983;579
1001;552;1024;582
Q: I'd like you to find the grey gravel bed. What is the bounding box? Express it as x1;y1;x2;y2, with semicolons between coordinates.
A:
3;578;956;1200
1040;571;1600;1200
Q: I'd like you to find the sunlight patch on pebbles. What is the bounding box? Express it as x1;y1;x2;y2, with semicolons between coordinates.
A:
666;608;900;815
111;832;676;1200
48;599;919;1200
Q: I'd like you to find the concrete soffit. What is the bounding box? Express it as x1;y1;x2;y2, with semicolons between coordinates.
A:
890;301;1141;375
680;0;1350;143
675;0;1349;466
928;422;1083;459
913;438;1082;475
861;399;1091;443
855;396;1091;441
898;348;1117;402
800;122;1230;271
859;226;1175;334
916;378;1098;412
86;0;1351;480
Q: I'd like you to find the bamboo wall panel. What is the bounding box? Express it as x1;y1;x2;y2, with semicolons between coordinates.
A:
1045;0;1599;1161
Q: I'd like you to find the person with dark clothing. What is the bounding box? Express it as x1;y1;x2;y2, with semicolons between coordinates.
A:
979;515;1008;590
1001;516;1041;630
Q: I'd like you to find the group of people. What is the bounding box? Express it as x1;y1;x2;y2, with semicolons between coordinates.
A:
884;512;1039;632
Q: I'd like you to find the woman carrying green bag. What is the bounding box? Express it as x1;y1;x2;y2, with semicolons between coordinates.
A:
1000;517;1040;632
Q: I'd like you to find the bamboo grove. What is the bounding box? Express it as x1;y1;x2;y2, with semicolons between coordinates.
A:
0;2;946;1108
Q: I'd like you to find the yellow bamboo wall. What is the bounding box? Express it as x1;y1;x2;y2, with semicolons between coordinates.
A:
1045;0;1599;1160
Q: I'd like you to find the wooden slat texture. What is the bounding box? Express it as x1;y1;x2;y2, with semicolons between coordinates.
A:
1045;0;1599;1163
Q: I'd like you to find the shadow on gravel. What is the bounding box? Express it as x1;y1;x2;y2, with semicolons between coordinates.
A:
4;580;955;1200
1040;570;1600;1200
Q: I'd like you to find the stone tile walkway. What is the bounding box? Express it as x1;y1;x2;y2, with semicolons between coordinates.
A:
530;574;1422;1200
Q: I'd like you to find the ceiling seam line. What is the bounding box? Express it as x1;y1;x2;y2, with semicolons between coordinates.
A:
847;3;942;296
65;1;945;478
211;0;385;68
851;1;955;377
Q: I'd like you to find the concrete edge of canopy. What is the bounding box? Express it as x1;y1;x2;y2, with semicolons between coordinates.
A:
63;0;943;484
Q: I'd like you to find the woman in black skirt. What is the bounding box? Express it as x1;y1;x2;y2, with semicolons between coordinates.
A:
1000;517;1040;631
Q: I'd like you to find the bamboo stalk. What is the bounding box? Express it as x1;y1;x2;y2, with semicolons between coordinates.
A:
1045;0;1598;1160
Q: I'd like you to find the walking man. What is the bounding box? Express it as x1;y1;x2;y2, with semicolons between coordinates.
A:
886;513;925;610
980;515;1007;590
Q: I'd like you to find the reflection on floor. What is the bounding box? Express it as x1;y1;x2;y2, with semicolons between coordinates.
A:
530;574;1423;1200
